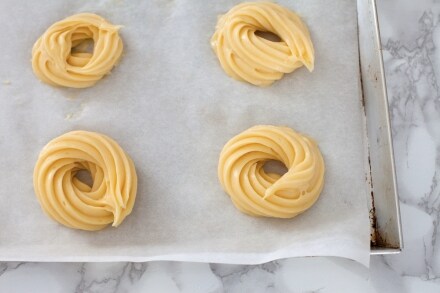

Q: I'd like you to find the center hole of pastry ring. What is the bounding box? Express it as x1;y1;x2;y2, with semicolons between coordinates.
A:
75;169;94;187
71;38;95;55
255;30;282;42
263;160;288;176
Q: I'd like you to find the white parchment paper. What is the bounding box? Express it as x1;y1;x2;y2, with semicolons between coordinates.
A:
0;0;370;266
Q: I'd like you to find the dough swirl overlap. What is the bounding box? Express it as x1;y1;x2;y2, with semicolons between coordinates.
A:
218;125;324;218
33;131;137;231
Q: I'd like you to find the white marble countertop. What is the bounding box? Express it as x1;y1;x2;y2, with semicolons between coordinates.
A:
1;0;439;292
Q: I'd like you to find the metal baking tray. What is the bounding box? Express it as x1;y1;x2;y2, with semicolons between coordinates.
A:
357;0;403;254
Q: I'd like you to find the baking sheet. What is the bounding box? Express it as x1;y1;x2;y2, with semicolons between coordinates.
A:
0;0;370;266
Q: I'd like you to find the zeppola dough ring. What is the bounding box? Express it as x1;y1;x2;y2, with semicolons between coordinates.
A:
218;125;325;218
211;2;314;86
32;13;123;88
33;131;137;231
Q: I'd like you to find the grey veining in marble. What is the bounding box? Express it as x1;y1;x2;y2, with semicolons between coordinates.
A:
1;0;440;292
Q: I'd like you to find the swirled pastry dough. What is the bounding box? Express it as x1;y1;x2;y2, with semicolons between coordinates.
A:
211;2;314;86
218;125;325;218
33;131;137;231
32;13;123;88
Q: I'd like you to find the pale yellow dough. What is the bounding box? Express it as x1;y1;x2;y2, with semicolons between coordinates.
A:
218;125;325;218
211;2;314;86
33;131;137;231
32;13;123;88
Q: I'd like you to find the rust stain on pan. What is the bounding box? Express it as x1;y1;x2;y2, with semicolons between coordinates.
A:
359;57;378;248
367;155;378;247
369;194;377;246
367;154;397;249
359;55;394;249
